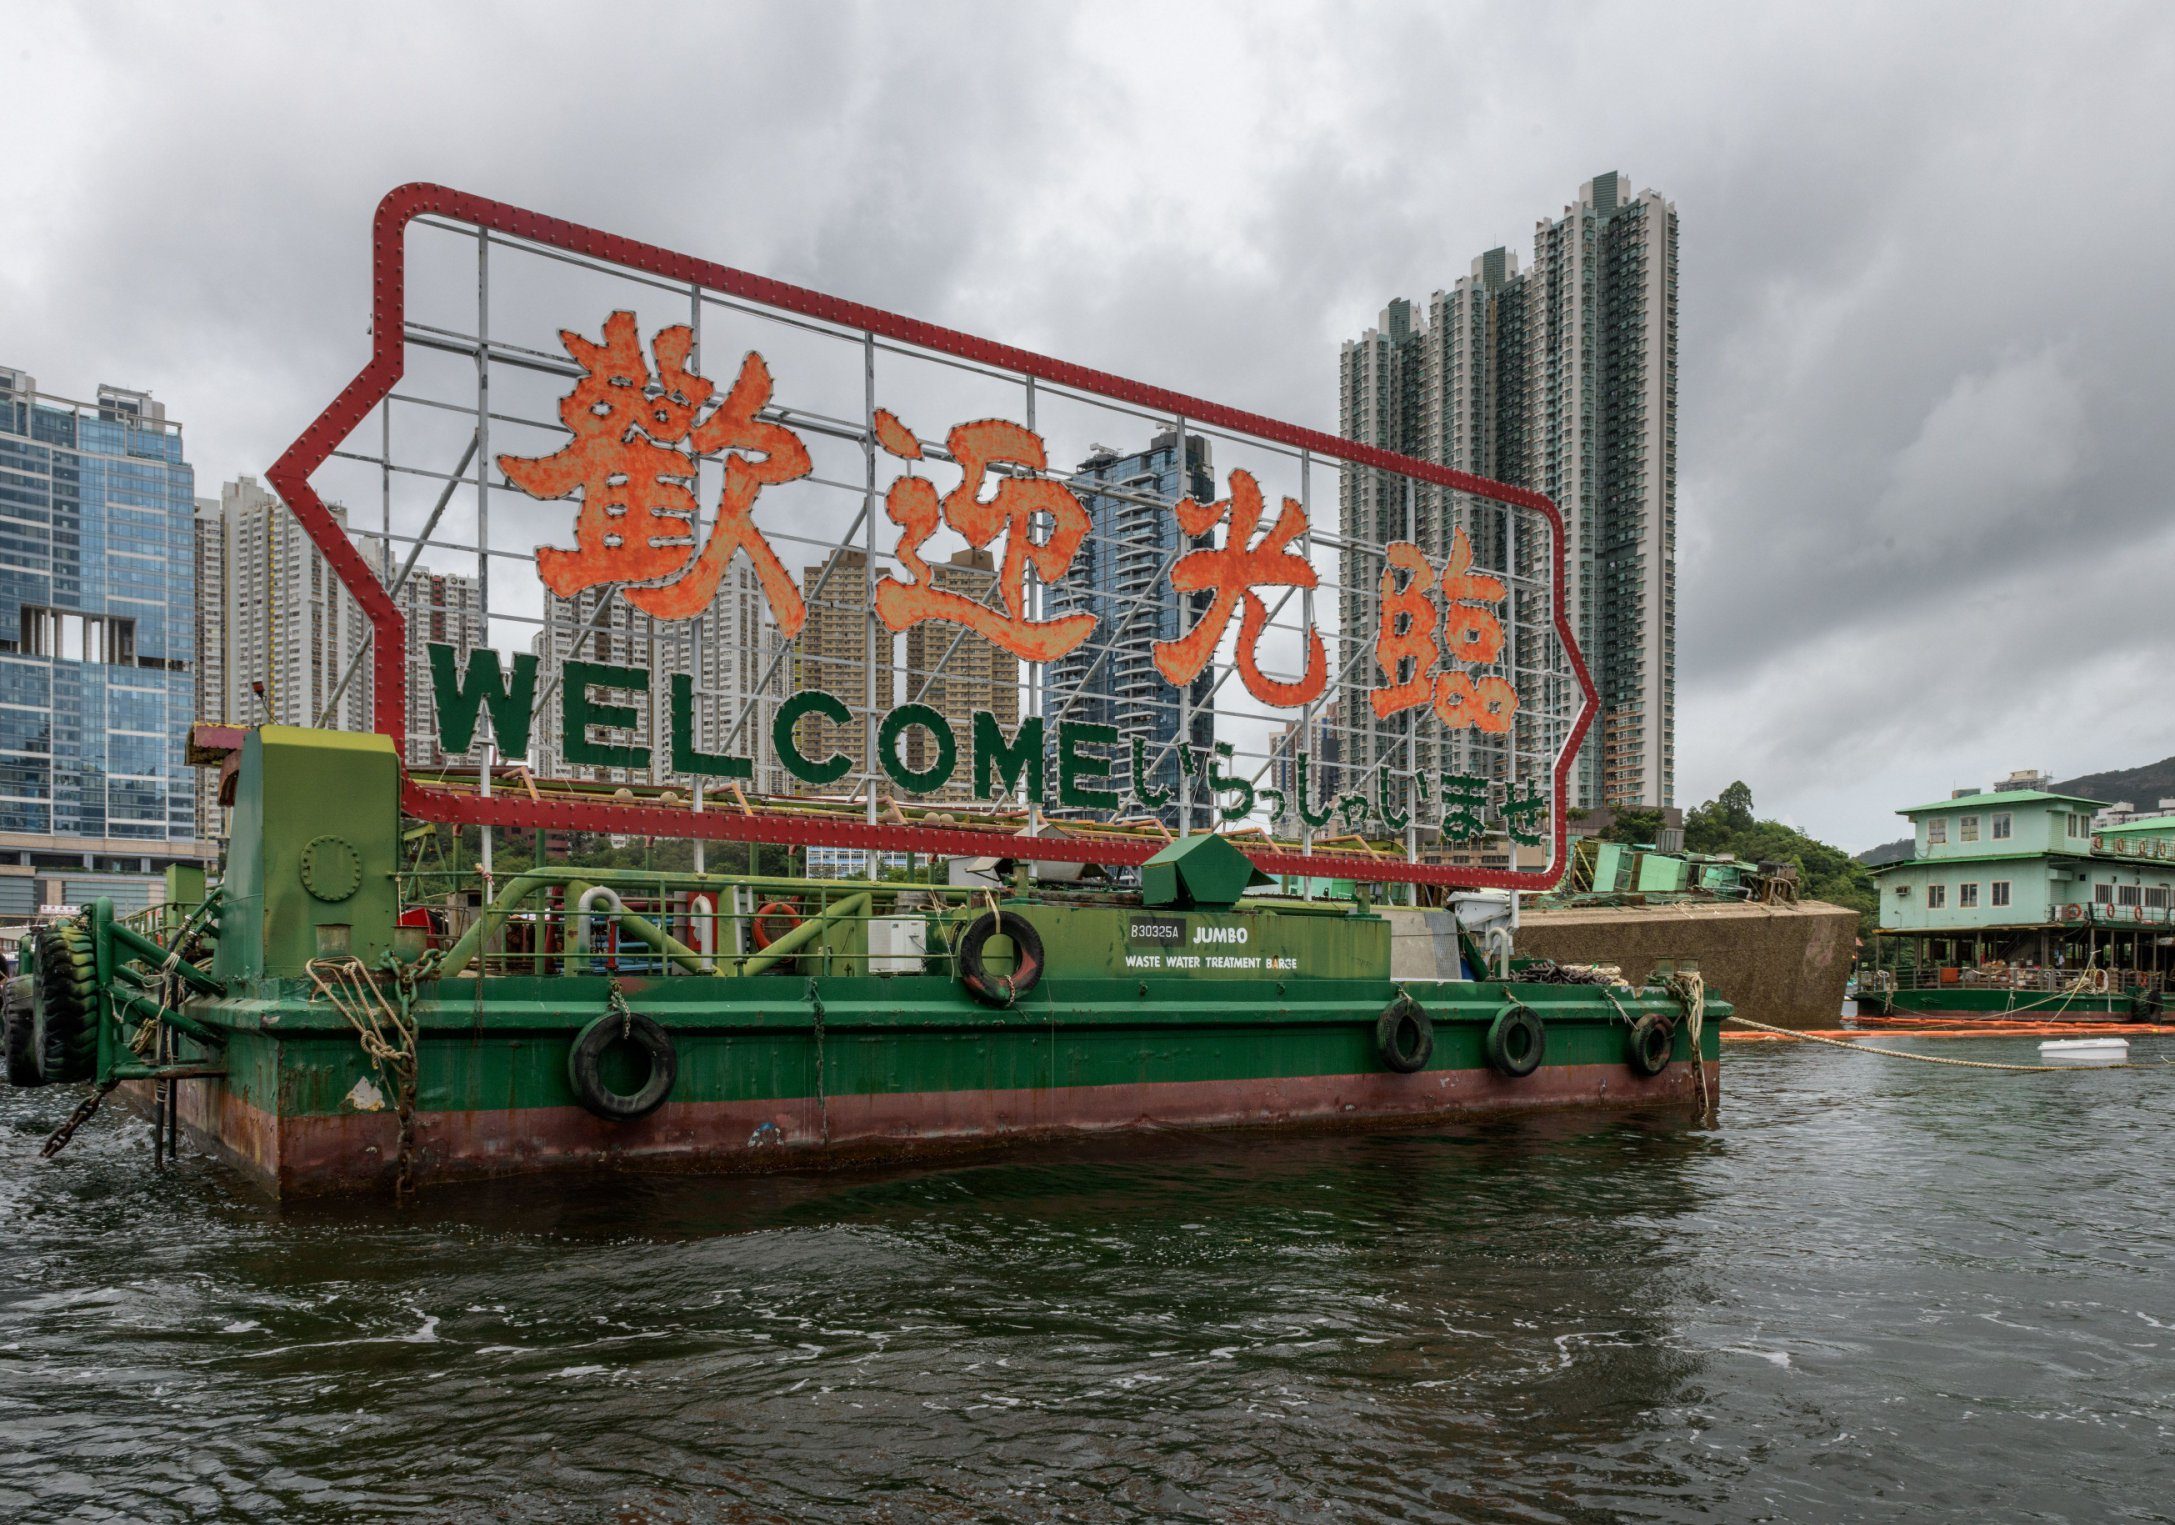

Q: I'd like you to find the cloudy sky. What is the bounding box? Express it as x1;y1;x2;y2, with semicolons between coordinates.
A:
5;1;2172;849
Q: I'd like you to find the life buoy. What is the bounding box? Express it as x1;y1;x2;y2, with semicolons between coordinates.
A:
750;900;804;951
956;910;1044;1007
2090;969;2110;995
1485;1003;1546;1078
1375;995;1433;1073
566;1010;677;1122
1625;1013;1675;1078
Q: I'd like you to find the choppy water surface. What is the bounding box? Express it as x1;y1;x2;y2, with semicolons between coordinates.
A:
4;1041;2173;1522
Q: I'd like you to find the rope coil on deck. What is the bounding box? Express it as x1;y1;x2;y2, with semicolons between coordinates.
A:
307;956;422;1196
1662;971;1714;1125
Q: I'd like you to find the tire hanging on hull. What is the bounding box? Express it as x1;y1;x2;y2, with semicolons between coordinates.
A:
567;1011;679;1122
1375;995;1434;1073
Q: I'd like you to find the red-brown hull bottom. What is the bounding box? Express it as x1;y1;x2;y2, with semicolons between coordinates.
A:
157;1060;1720;1197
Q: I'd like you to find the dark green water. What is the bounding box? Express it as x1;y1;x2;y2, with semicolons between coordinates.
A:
4;1041;2173;1522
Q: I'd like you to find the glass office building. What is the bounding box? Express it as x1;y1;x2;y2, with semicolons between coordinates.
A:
1045;430;1217;826
0;367;207;917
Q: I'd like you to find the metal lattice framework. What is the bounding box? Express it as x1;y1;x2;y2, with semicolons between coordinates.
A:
267;184;1597;889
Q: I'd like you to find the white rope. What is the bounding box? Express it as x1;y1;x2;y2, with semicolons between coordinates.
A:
1725;1012;2162;1072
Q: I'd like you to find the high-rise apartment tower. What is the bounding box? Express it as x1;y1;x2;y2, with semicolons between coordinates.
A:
1338;171;1677;809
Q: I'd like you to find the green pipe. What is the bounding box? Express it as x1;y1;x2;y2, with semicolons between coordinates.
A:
116;988;223;1046
583;890;711;978
738;893;869;978
439;869;715;979
108;918;223;996
437;869;559;977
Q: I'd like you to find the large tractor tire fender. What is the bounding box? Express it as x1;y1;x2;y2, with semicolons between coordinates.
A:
3;975;41;1087
32;921;100;1085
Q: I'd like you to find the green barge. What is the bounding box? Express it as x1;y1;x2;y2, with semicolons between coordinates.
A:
5;728;1721;1196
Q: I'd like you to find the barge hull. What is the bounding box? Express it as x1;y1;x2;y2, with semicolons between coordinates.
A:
1864;987;2142;1020
160;1058;1718;1195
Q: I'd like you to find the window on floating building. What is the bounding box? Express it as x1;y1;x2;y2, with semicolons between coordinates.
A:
1928;884;1947;908
2094;882;2113;904
1959;882;1980;908
1991;813;2012;840
1992;881;2011;907
1960;816;1980;843
2119;884;2141;907
1927;819;1948;845
2148;887;2170;910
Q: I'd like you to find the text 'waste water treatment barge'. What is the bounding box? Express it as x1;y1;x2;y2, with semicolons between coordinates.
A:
5;729;1722;1195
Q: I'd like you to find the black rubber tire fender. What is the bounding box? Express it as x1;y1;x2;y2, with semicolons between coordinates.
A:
33;922;99;1085
1375;994;1434;1073
3;975;41;1087
566;1010;678;1122
1485;1002;1546;1079
1625;1013;1675;1077
956;911;1044;1008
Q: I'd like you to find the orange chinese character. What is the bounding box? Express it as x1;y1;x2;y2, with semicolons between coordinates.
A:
1369;542;1439;720
496;311;812;633
1367;527;1519;734
871;411;1096;663
1152;469;1326;706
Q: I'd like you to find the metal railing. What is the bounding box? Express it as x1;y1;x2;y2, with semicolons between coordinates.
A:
1857;963;2162;997
398;866;1006;979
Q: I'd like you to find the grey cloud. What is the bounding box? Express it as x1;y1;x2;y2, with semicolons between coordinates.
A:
4;0;2172;849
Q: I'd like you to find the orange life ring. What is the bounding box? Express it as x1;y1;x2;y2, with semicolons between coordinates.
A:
750;899;804;951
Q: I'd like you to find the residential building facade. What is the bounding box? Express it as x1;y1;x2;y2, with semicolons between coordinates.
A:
899;547;1018;803
1339;171;1677;811
0;367;210;916
789;549;890;797
530;565;783;793
193;477;488;835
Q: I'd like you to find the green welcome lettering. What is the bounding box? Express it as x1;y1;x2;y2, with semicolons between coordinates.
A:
774;689;854;786
563;659;650;770
973;712;1044;802
428;643;538;759
669;673;754;781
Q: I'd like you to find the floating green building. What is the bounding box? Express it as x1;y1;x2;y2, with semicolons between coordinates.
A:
1863;780;2173;1018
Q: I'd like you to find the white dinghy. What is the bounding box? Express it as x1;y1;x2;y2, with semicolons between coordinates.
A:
2037;1038;2130;1066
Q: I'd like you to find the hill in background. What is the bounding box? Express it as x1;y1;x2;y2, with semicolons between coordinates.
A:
1855;754;2175;865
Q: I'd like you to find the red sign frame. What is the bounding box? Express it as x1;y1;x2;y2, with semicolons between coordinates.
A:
267;184;1598;888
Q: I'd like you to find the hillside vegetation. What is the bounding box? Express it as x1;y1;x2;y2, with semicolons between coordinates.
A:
1680;781;1879;930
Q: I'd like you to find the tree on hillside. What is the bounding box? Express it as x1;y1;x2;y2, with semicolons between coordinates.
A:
1684;781;1880;932
1599;806;1666;845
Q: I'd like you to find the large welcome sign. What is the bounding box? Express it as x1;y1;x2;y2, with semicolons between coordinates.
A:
269;185;1595;888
